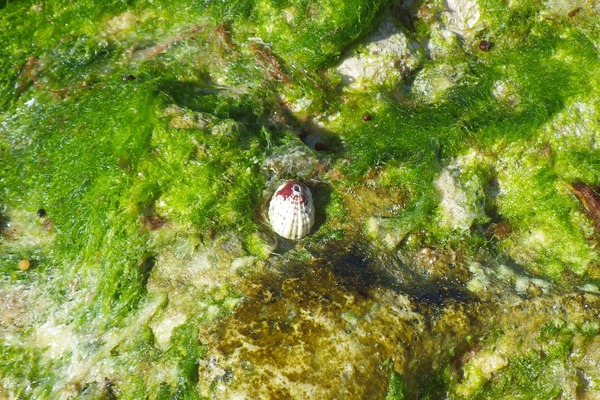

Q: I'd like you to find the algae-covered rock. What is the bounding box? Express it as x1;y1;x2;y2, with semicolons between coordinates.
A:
2;0;600;398
336;15;422;89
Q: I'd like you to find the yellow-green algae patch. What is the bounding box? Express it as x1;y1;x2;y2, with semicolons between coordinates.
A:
198;244;600;399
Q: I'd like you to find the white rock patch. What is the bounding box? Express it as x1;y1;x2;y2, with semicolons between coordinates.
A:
442;0;482;37
336;16;421;88
35;321;78;359
436;169;477;231
150;311;188;350
435;152;488;231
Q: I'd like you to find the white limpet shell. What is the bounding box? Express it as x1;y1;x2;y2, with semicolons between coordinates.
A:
268;180;315;240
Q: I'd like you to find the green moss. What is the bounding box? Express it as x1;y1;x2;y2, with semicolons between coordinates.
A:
477;356;564;399
316;188;347;240
0;341;51;397
442;321;597;399
252;0;390;70
496;150;598;278
162;321;206;399
385;369;405;400
323;11;600;277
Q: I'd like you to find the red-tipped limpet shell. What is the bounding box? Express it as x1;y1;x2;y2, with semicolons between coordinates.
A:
268;180;315;240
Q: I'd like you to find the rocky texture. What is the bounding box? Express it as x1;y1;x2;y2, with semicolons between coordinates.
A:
2;0;600;398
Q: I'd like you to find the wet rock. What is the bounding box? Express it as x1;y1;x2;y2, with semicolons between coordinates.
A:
197;245;480;398
163;104;214;130
336;16;422;88
263;145;325;183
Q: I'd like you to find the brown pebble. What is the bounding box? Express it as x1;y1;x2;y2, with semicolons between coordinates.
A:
568;7;582;17
479;40;491;52
140;214;167;231
362;113;372;122
117;156;130;170
313;141;332;152
565;182;600;231
485;221;512;240
18;259;30;271
43;218;54;231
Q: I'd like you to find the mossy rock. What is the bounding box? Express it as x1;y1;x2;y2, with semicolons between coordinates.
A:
2;0;600;398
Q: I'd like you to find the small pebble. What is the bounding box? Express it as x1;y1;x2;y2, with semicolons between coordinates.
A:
568;7;582;17
479;40;491;52
362;113;372;122
43;218;54;231
37;208;46;218
18;259;30;271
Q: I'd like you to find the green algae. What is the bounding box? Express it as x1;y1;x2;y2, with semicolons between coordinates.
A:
385;369;405;400
252;0;390;70
1;0;600;398
447;320;599;399
329;12;600;278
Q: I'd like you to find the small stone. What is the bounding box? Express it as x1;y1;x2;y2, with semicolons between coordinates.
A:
479;40;491;52
18;259;30;271
484;220;511;240
362;113;372;122
568;7;582;17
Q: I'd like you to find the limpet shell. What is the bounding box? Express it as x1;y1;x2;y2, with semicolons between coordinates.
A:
268;180;315;240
